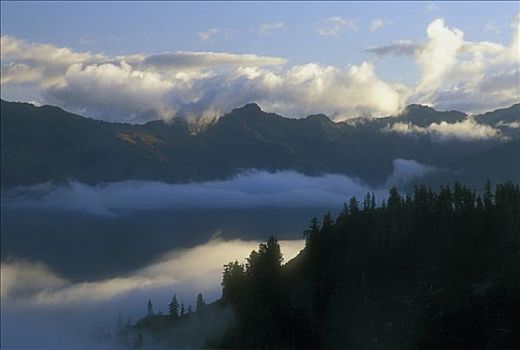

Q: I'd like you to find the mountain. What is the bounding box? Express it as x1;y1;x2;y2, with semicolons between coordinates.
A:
388;103;467;127
1;99;519;189
129;183;520;349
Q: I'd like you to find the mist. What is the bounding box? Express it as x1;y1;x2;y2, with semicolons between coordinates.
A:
1;162;436;349
1;239;304;349
3;160;435;216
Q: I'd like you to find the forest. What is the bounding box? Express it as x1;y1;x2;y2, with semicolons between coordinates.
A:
125;182;520;349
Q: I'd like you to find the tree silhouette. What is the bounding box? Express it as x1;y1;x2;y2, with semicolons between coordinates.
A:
196;293;206;314
146;299;154;317
134;182;520;349
168;295;179;319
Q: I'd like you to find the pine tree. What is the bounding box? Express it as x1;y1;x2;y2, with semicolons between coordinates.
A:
146;299;154;317
196;293;206;314
168;295;179;319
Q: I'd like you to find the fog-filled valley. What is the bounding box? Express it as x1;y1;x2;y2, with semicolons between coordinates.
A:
1;101;519;348
1;165;439;348
1;2;520;348
1;239;304;349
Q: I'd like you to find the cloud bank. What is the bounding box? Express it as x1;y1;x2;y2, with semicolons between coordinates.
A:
384;117;505;142
367;15;520;114
1;34;406;122
0;239;303;349
2;15;518;123
1;239;304;306
3;162;434;216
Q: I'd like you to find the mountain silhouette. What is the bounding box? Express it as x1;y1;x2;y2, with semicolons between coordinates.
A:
1;99;518;189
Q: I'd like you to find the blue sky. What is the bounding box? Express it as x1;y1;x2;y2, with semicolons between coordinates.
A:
1;1;519;122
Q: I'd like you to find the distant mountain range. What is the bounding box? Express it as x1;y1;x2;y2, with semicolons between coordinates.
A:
1;99;519;189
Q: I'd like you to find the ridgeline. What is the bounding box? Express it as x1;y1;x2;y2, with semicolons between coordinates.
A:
126;182;520;349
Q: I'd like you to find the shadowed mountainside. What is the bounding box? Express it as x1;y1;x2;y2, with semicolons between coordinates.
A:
1;100;518;189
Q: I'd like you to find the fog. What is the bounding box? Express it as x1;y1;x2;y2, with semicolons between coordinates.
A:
1;239;304;349
3;161;434;216
1;163;435;349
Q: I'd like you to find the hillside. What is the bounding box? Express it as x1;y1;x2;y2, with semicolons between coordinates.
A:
128;183;520;349
1;99;518;189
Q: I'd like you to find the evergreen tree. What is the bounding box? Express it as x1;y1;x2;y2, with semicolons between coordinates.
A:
196;293;206;314
146;299;154;317
168;295;179;319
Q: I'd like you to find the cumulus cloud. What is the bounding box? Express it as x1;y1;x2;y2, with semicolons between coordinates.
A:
415;15;519;112
365;14;520;114
2;34;407;122
52;60;407;122
414;19;465;100
316;17;358;37
2;14;518;123
384;117;505;142
47;62;175;122
0;35;105;87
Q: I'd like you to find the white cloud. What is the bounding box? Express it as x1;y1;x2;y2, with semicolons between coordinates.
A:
426;118;504;142
258;21;285;35
1;239;305;306
408;14;519;113
4;161;436;217
384;117;505;142
414;18;464;100
46;61;176;123
4;171;376;215
2;35;407;122
316;16;358;37
369;18;390;32
365;14;519;114
497;120;520;129
2;14;519;123
385;159;435;187
0;35;105;87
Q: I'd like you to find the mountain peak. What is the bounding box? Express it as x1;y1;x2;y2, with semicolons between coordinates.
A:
403;104;436;114
232;103;262;114
398;104;466;126
305;113;332;124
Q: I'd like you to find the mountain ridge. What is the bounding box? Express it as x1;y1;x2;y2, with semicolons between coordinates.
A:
1;99;518;189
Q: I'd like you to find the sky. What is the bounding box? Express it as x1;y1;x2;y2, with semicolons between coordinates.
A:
1;1;519;123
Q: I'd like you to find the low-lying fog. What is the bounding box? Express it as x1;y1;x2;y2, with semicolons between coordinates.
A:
1;161;434;349
1;239;304;349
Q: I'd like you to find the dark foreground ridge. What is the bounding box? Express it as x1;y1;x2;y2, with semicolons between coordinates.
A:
120;182;520;349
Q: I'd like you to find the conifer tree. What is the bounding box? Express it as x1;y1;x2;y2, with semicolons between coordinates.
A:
168;295;179;319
